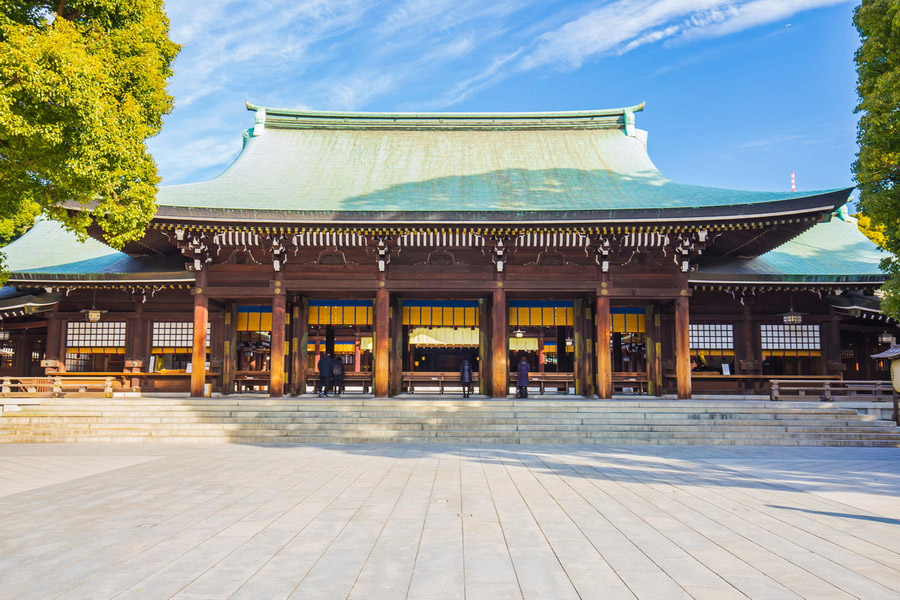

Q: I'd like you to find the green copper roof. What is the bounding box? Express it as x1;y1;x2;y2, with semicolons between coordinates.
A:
155;104;849;216
3;220;191;282
694;209;886;284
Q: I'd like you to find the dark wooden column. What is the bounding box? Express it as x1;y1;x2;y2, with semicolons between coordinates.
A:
645;303;661;396
290;297;308;395
270;275;286;397
190;270;209;397
223;302;237;395
374;284;390;398
390;296;403;396
596;294;612;398
126;301;148;390
491;286;508;398
573;298;589;396
45;315;62;373
478;297;490;396
675;295;692;399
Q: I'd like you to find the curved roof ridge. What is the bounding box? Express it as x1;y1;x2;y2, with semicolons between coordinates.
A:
244;101;646;121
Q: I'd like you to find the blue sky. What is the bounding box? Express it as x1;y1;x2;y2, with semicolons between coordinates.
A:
151;0;860;196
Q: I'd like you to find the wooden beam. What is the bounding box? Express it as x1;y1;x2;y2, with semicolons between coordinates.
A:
269;278;286;397
190;270;209;397
596;295;612;399
291;297;308;395
491;286;508;398
675;295;692;399
374;286;390;398
479;297;489;396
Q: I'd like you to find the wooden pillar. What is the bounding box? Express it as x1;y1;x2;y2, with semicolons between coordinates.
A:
479;297;490;395
596;295;612;399
45;315;61;369
190;270;209;397
269;275;286;397
126;302;148;390
223;302;237;394
645;304;660;396
491;286;508;398
574;298;588;395
675;295;692;399
374;285;390;398
290;297;308;395
390;296;403;396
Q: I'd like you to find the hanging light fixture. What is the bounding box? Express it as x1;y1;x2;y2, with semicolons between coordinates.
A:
782;292;803;324
878;331;895;345
513;329;525;338
80;289;106;322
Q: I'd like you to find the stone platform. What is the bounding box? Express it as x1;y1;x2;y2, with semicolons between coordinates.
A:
1;396;899;446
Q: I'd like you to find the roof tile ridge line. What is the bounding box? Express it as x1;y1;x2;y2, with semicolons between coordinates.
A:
243;100;646;121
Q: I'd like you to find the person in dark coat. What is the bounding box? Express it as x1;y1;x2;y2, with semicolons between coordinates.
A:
517;356;530;398
332;354;345;397
460;358;473;398
317;352;333;397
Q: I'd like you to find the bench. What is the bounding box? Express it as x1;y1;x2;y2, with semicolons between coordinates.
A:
306;371;372;394
513;372;576;395
613;372;648;394
403;372;480;394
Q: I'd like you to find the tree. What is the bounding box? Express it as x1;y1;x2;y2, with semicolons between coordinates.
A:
854;212;887;248
854;1;900;319
0;1;179;250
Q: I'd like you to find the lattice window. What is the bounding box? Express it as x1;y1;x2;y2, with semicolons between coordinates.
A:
689;324;734;349
65;354;91;371
760;324;820;350
66;322;126;349
0;340;14;368
152;322;210;348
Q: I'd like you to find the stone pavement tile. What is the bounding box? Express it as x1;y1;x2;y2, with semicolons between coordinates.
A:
406;526;465;600
228;537;333;600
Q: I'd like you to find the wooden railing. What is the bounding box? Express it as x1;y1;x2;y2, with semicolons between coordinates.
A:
770;379;896;401
0;375;115;397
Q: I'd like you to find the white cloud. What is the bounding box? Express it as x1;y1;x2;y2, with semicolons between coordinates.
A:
520;0;853;70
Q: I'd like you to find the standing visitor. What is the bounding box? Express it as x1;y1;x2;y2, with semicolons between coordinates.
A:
317;352;333;397
460;358;473;398
332;354;345;397
517;355;530;398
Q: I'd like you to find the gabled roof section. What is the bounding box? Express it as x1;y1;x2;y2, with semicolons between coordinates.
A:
3;220;192;283
153;102;850;221
692;207;886;285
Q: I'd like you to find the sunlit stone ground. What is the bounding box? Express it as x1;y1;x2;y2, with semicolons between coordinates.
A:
0;443;898;599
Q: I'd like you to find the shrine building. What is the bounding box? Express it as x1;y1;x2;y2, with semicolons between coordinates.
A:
0;102;893;398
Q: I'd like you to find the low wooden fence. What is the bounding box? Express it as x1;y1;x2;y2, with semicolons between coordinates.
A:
0;376;115;397
770;379;899;425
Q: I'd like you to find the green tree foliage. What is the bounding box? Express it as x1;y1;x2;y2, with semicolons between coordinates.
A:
0;1;179;249
854;1;900;318
854;212;888;247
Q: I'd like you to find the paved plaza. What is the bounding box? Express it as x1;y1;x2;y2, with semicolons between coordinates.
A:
0;444;898;599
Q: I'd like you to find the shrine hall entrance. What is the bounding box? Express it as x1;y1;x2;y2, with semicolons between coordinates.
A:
402;300;482;392
507;301;576;394
307;300;374;392
610;307;649;394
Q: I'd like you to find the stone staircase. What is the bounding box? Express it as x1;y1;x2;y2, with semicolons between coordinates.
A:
1;397;900;446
